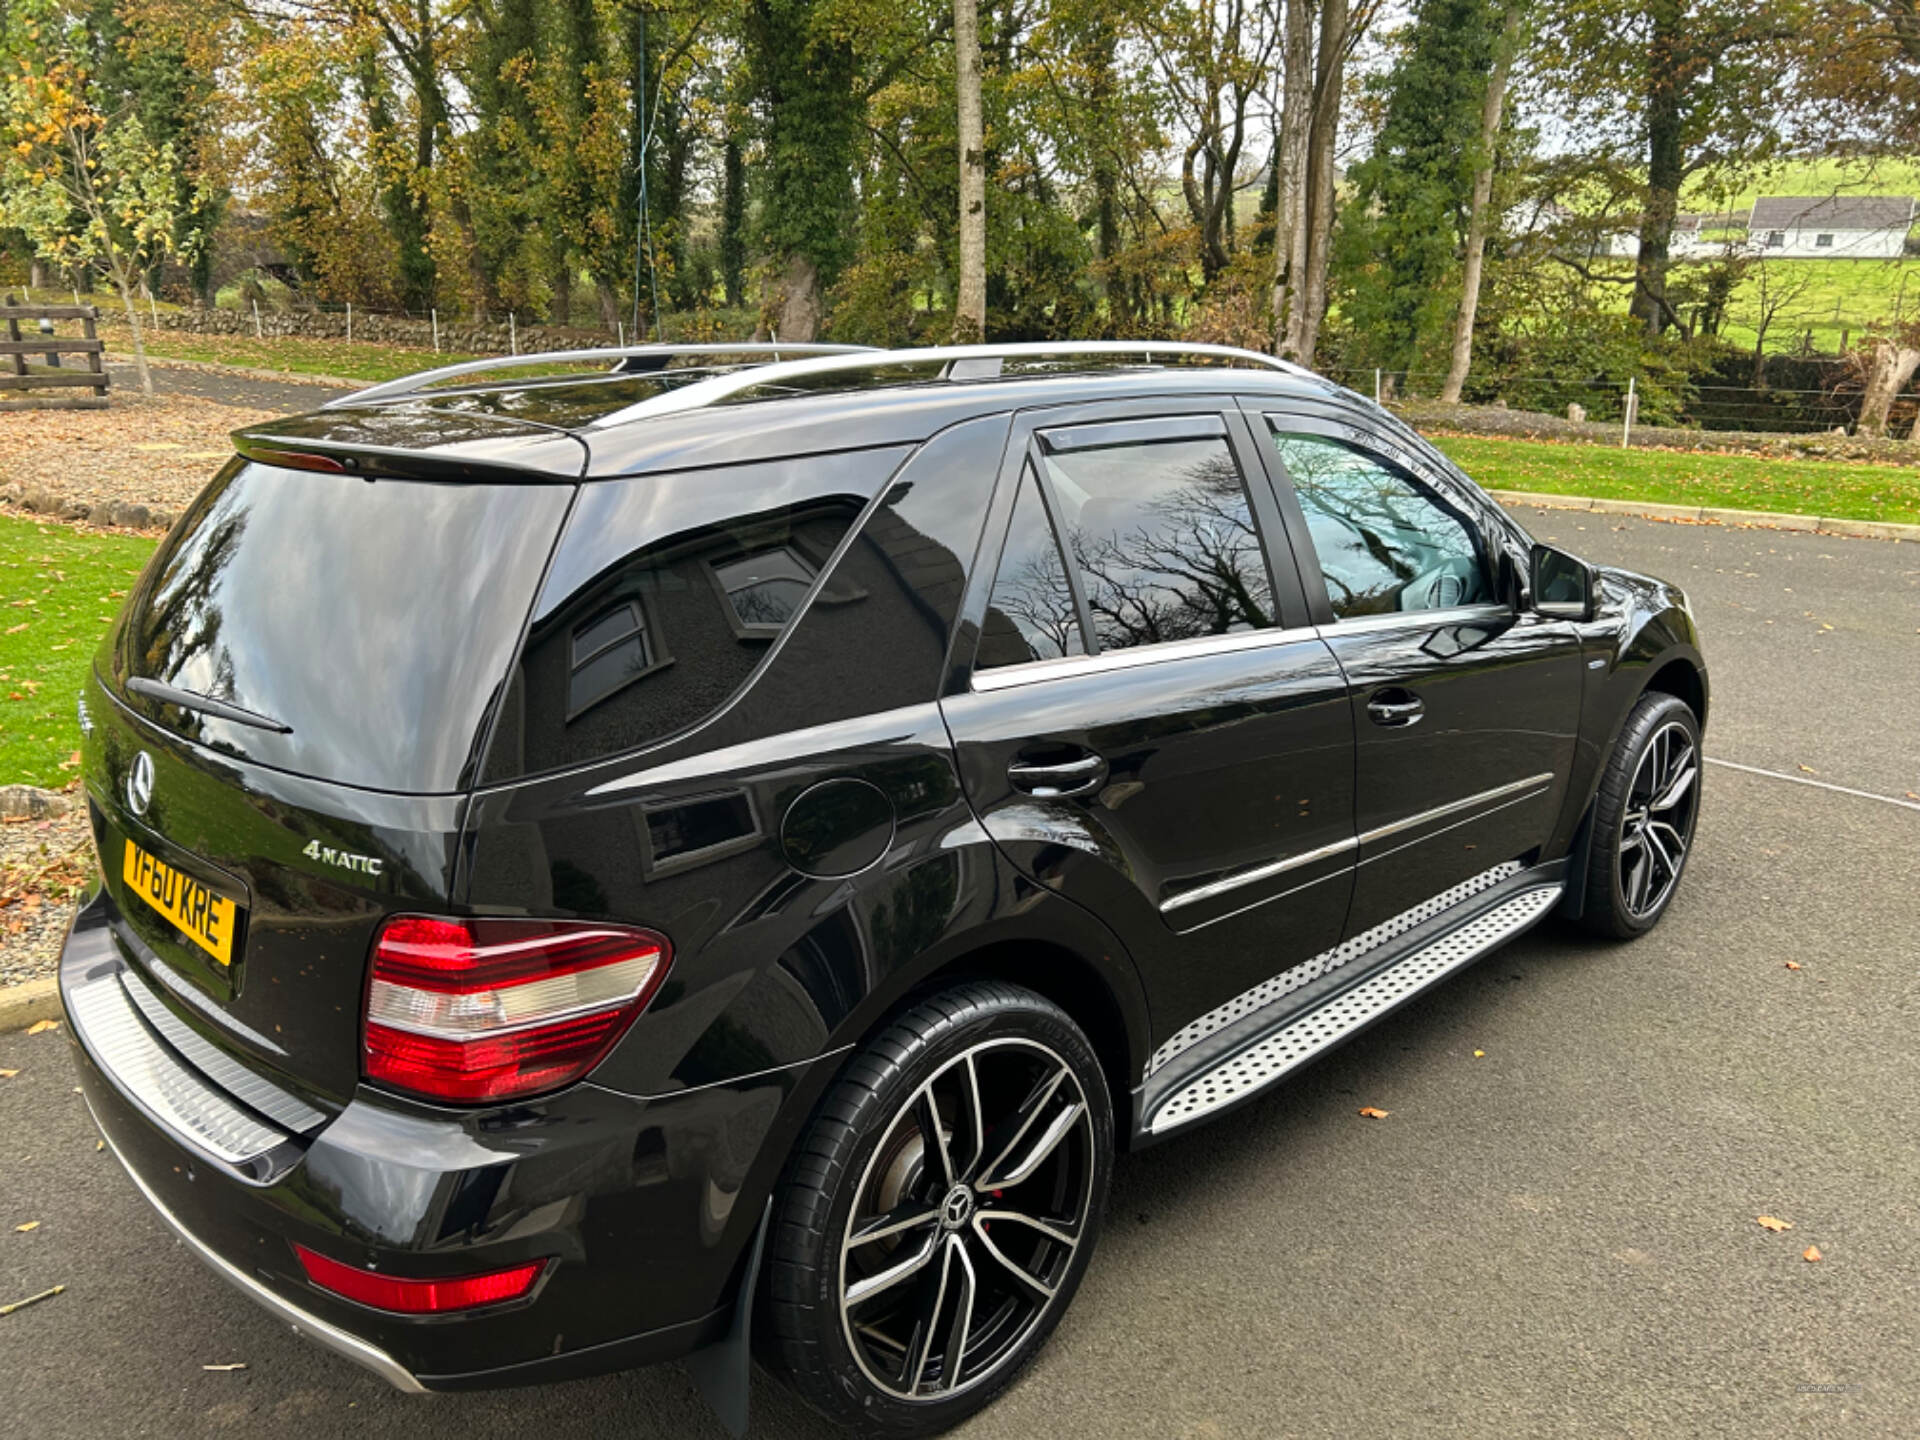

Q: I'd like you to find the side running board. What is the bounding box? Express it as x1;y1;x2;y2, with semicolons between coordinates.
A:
1146;884;1562;1136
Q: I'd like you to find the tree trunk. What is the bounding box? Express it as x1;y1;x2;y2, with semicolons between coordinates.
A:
1630;0;1684;336
777;253;822;341
953;0;987;342
104;247;153;399
721;134;746;309
1291;0;1348;366
1441;2;1523;404
1271;0;1315;356
1856;338;1920;437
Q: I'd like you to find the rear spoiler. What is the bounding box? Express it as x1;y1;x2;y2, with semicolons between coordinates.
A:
231;413;589;485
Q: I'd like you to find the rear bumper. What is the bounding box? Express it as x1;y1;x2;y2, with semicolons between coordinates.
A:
59;889;819;1392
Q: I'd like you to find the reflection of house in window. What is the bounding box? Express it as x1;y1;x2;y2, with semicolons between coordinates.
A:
567;598;670;719
712;547;817;634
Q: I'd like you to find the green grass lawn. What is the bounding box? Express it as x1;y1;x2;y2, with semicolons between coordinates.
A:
1432;433;1920;525
0;515;158;788
94;323;486;384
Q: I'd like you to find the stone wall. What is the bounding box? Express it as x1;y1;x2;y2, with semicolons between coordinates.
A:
155;306;618;357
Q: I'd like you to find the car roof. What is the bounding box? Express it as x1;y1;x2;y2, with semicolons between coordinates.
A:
232;343;1364;483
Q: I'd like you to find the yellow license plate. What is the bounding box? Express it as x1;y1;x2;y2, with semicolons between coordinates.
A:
121;838;238;966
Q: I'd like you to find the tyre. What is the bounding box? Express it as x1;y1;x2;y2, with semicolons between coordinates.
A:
1577;691;1703;939
763;981;1113;1436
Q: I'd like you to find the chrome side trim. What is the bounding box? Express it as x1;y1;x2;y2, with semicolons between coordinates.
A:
1357;772;1555;848
1160;835;1357;915
66;974;287;1166
1147;860;1522;1075
1315;602;1512;636
1148;884;1561;1133
85;1099;428;1395
970;625;1324;693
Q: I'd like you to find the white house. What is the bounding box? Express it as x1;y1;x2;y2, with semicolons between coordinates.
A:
1747;195;1914;258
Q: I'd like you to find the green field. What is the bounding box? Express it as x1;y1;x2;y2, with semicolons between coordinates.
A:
1688;157;1920;212
0;516;157;789
1432;433;1920;525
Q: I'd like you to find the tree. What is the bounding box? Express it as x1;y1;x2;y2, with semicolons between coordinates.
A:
952;0;985;340
1534;0;1804;337
2;54;197;396
1440;0;1526;402
1853;324;1920;437
1337;0;1504;382
1273;0;1385;364
745;0;860;339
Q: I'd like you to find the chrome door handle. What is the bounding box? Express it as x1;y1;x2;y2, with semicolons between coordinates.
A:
1367;690;1425;727
1008;753;1108;799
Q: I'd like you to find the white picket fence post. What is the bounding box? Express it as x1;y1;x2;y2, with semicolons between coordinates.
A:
346;301;352;344
252;299;262;338
510;312;517;355
1621;376;1637;449
431;309;440;353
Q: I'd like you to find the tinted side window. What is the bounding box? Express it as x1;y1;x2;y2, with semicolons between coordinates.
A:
484;447;911;779
977;466;1087;669
1042;432;1274;653
1268;431;1489;620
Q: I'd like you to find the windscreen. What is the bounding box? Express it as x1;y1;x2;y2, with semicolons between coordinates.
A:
111;461;572;793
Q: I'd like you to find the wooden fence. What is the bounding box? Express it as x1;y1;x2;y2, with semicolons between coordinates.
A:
1;299;109;409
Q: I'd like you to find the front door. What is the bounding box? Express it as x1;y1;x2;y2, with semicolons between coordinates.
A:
940;399;1358;1058
1249;407;1585;936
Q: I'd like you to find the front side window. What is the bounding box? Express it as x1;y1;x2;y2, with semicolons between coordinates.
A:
1268;430;1490;620
1815;232;1835;248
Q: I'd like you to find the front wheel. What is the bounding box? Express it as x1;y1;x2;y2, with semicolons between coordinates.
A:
1577;691;1703;938
763;981;1112;1436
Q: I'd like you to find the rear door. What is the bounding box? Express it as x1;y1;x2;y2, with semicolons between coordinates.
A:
940;397;1357;1059
1246;405;1584;935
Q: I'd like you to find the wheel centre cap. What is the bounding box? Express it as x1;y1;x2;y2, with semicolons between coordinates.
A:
940;1185;975;1231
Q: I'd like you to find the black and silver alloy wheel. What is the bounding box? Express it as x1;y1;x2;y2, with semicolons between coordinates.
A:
1578;690;1703;938
838;1038;1094;1401
765;981;1112;1436
1617;719;1698;921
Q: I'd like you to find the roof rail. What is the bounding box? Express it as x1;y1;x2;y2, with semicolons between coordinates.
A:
587;341;1315;427
322;342;880;410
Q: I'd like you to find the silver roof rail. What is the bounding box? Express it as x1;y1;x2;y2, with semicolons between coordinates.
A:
587;341;1315;427
321;342;880;410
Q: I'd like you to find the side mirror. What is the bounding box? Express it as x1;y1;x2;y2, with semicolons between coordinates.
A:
1530;543;1595;622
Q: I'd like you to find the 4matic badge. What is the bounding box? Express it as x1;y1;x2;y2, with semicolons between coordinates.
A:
302;840;384;876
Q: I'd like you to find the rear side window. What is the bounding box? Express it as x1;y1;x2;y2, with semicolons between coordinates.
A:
483;447;912;779
114;462;571;793
975;418;1278;671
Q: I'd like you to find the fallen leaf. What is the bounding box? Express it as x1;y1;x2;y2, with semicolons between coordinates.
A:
201;1363;248;1372
24;1020;58;1036
1803;1245;1823;1262
1784;961;1802;971
0;1069;16;1079
13;1221;39;1233
1756;1216;1794;1232
1797;764;1817;774
1358;1106;1390;1119
94;1140;103;1152
1473;1049;1486;1058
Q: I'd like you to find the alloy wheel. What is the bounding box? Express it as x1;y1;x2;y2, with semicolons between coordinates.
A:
1618;719;1699;921
838;1037;1096;1401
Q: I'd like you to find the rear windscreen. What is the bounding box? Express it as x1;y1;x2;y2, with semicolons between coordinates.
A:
112;462;571;793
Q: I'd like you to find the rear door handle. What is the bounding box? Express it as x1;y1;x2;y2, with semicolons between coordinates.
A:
1008;752;1109;799
1367;689;1425;728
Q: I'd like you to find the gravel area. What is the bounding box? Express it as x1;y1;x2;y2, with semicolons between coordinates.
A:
0;807;91;987
0;393;275;527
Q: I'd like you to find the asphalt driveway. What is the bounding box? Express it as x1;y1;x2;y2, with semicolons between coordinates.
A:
2;511;1915;1439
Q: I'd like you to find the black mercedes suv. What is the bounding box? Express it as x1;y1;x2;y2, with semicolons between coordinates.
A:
61;342;1707;1436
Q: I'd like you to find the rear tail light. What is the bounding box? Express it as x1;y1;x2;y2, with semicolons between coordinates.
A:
363;915;670;1103
294;1243;545;1313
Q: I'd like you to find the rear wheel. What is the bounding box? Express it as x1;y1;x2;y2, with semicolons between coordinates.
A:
1578;691;1702;938
764;981;1112;1436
